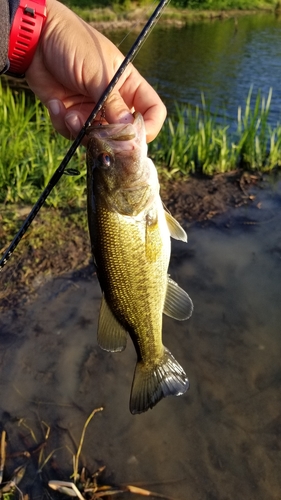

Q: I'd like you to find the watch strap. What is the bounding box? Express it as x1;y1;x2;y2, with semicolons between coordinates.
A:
7;0;47;78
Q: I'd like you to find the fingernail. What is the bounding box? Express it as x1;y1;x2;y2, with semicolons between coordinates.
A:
65;112;82;133
115;111;134;124
48;99;61;116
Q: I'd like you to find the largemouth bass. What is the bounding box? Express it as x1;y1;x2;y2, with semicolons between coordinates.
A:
86;113;193;414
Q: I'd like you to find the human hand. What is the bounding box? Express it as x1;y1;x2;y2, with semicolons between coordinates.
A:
25;0;166;143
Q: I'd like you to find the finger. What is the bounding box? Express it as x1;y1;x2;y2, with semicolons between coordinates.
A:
104;90;134;126
47;99;72;139
142;102;167;143
129;81;167;142
65;110;85;136
48;100;91;144
113;70;167;142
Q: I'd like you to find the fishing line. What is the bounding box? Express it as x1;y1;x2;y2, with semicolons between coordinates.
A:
115;0;158;50
0;0;171;272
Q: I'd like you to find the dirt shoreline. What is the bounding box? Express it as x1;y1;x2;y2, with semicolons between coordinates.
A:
0;170;262;313
89;7;276;31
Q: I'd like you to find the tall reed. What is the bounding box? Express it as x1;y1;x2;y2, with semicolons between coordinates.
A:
0;81;281;208
150;89;281;177
0;81;86;207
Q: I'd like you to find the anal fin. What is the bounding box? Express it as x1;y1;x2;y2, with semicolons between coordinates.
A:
97;296;127;352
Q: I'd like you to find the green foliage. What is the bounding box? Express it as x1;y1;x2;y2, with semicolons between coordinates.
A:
0;81;86;207
149;89;281;177
58;0;278;21
61;0;151;9
60;0;277;10
170;0;277;8
61;0;110;8
235;87;272;169
68;7;116;22
0;81;280;210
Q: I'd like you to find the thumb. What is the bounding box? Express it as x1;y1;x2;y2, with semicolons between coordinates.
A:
104;91;134;125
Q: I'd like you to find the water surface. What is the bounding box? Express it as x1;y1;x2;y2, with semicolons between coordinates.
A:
1;12;281;499
108;13;281;125
1;180;280;499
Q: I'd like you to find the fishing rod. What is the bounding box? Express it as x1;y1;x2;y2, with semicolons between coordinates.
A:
0;0;170;271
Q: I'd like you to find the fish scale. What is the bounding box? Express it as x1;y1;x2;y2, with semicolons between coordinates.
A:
94;205;166;364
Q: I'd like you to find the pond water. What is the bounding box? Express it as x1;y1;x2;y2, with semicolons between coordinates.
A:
0;179;280;499
108;13;281;126
1;12;281;499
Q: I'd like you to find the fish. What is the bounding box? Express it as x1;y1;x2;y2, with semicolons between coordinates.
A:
86;112;193;414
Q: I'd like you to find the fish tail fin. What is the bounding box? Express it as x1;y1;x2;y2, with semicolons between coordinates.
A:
130;347;189;415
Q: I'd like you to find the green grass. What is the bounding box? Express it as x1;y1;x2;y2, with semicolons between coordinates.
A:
60;0;277;10
0;80;86;208
0;80;281;209
149;88;281;178
171;0;277;9
58;0;278;23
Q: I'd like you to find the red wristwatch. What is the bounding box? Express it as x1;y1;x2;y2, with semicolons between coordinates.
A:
7;0;47;78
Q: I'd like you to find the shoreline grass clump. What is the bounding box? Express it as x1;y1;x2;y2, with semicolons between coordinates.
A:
0;80;86;208
61;0;278;12
57;1;279;25
149;88;281;178
0;80;281;209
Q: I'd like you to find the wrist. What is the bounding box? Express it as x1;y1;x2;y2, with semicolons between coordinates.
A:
7;0;47;78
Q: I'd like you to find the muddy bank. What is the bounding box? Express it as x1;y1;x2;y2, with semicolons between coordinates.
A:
161;170;261;223
0;171;259;312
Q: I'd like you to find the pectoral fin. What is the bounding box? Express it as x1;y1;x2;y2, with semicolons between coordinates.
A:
163;277;193;320
97;296;127;352
165;211;187;242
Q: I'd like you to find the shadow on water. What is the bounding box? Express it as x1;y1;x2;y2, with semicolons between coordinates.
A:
0;179;281;499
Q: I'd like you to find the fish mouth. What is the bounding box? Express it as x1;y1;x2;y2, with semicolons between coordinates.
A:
86;112;145;153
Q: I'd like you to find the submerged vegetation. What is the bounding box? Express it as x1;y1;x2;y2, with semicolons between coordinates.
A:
0;409;176;499
0;81;280;208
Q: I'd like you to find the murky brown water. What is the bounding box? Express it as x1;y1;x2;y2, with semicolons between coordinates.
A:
0;179;281;499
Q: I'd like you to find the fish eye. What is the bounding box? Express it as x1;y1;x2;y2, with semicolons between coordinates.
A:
98;152;111;167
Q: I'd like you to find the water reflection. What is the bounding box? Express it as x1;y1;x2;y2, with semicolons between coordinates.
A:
0;180;280;498
108;14;281;125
